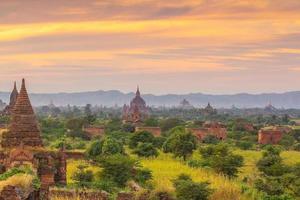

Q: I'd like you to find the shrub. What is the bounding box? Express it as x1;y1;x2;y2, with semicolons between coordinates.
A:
163;128;197;161
199;144;244;178
71;165;94;188
133;143;159;158
293;143;300;151
236;141;253;150
173;174;212;200
129;131;155;149
202;135;219;144
98;154;139;187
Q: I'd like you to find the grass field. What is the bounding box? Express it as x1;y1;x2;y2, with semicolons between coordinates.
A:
66;149;300;200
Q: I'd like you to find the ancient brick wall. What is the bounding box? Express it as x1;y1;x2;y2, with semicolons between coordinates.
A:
83;126;105;138
187;127;227;141
258;130;283;144
49;189;108;200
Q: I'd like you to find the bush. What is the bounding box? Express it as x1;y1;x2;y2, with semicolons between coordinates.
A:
173;174;212;200
134;169;153;185
71;165;94;188
199;144;244;178
294;143;300;151
134;143;159;158
98;154;151;187
236;141;253;150
86;137;124;159
202;135;219;144
163;127;197;161
129;131;155;149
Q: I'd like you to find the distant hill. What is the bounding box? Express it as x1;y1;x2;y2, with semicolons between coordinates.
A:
0;90;300;108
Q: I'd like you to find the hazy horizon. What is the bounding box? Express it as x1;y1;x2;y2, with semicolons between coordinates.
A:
0;0;300;94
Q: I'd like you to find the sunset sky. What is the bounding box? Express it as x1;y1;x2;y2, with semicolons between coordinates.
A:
0;0;300;94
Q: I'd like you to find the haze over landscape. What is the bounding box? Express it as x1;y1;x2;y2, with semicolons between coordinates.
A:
0;0;300;94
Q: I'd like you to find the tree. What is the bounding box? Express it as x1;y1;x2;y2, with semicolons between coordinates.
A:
86;137;124;159
255;146;293;197
160;118;184;132
203;135;219;144
71;165;94;188
199;144;244;178
84;104;96;125
101;137;124;156
133;143;159;157
163;128;197;161
129;131;155;149
173;174;212;200
97;154;152;187
144;117;159;127
278;134;295;150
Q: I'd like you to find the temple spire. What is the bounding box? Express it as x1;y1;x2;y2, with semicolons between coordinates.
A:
2;78;43;148
136;85;140;96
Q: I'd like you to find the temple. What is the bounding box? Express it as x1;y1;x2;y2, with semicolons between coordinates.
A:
201;102;217;116
2;79;43;148
2;82;18;115
122;87;149;123
0;79;67;199
179;99;193;109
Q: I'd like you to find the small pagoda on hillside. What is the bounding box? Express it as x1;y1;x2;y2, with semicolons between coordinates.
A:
122;87;149;123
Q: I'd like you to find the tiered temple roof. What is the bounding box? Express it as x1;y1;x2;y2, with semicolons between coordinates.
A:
122;86;148;123
1;79;43;148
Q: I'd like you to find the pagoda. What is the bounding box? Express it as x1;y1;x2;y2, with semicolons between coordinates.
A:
2;82;18;115
1;79;43;148
122;86;149;123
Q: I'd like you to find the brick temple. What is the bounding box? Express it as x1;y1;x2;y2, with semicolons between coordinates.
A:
122;87;149;123
2;82;18;115
0;79;67;199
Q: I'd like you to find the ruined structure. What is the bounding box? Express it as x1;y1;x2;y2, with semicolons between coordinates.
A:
0;79;67;199
258;129;283;144
83;125;105;138
187;121;227;141
258;126;289;144
122;87;149;123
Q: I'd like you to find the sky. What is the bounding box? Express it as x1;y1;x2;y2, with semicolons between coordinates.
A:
0;0;300;94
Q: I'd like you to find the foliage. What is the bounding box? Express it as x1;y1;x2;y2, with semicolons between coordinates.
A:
173;174;212;200
236;141;253;150
86;137;124;159
97;154;151;187
133;143;159;157
199;144;244;178
160;118;184;132
163;127;197;161
255;146;300;198
71;164;94;187
129;131;155;149
202;135;219;145
144;117;159;127
278;134;295;150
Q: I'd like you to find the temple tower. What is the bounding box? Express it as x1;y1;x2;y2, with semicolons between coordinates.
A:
2;79;43;148
3;82;19;115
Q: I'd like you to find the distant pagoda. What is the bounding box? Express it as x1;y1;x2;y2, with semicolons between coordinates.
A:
2;79;43;148
2;82;18;115
179;99;193;109
122;86;149;123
